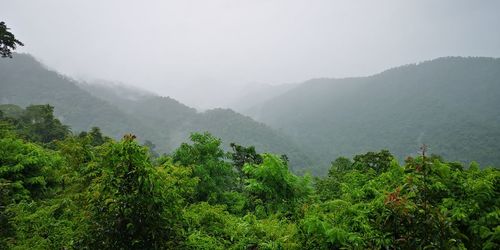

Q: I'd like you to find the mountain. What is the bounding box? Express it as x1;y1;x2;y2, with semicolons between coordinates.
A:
0;53;313;172
0;54;153;139
245;57;500;173
227;82;299;113
79;81;314;169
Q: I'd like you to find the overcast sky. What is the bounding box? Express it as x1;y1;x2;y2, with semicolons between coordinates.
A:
2;0;500;109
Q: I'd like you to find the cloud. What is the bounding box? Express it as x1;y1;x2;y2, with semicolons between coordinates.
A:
2;0;499;108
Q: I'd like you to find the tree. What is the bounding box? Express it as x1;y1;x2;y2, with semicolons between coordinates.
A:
0;136;63;248
173;132;234;202
143;140;159;158
315;157;353;201
229;143;263;172
82;134;184;249
18;105;70;144
88;127;106;146
229;143;262;190
328;157;353;174
352;150;394;175
243;154;311;215
0;22;24;58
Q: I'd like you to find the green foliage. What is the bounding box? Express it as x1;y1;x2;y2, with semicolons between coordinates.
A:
352;149;394;174
86;126;108;146
0;102;499;249
183;202;300;249
1;104;70;144
0;134;63;248
229;143;263;191
81;135;186;249
6;197;83;249
20;105;70;144
309;149;500;249
0;136;62;202
173;132;234;203
243;154;312;215
229;142;263;173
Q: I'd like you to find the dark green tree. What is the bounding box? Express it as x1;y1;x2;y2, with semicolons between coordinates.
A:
82;134;183;249
352;150;394;174
173;132;233;202
143;139;159;158
19;105;70;144
315;157;353;201
229;143;263;172
0;135;62;248
243;154;311;215
328;156;353;174
0;22;24;58
229;143;262;190
88;127;106;146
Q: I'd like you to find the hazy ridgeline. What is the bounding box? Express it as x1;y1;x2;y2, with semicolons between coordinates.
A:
0;54;313;173
245;57;500;173
2;54;500;175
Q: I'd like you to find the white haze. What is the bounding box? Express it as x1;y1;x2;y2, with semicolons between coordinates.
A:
2;0;500;109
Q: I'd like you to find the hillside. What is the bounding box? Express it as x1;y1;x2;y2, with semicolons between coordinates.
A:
0;54;153;139
0;53;313;171
228;82;299;113
246;57;500;172
79;81;314;170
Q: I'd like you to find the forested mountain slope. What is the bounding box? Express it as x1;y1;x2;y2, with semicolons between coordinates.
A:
247;57;500;172
228;82;299;113
0;54;152;139
0;54;313;171
79;81;314;170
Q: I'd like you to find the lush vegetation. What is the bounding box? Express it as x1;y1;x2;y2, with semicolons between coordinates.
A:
1;105;498;249
246;57;500;174
1;20;499;249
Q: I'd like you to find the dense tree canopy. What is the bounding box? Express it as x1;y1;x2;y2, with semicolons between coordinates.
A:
0;105;498;249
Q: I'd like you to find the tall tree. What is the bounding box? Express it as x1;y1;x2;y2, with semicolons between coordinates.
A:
173;132;233;202
83;134;184;249
19;105;70;144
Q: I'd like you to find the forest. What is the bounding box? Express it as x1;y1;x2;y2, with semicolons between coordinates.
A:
0;54;313;174
1;9;500;249
0;104;498;249
3;54;500;176
245;57;500;172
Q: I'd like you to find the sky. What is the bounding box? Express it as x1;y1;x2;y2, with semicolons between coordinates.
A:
2;0;500;109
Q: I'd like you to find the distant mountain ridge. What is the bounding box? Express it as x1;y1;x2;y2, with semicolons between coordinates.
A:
228;82;299;113
244;57;500;173
3;54;499;175
0;53;313;172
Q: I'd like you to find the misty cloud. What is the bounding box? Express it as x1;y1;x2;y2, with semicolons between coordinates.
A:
2;0;499;109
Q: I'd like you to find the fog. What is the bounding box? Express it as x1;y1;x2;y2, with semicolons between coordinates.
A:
2;0;500;109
